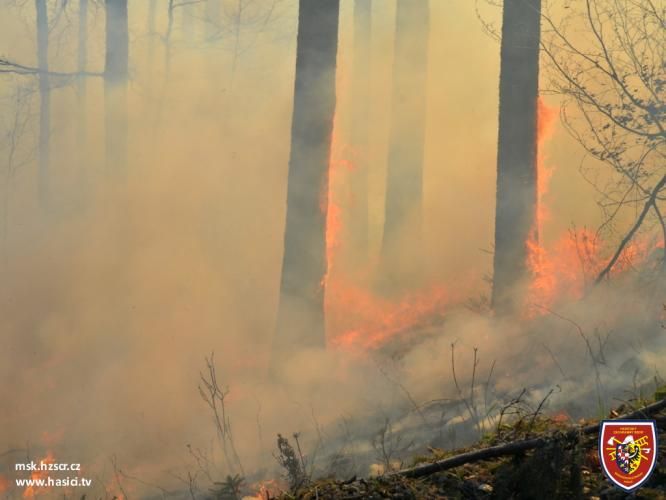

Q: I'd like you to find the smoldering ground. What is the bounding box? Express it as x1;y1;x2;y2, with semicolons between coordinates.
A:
0;1;664;498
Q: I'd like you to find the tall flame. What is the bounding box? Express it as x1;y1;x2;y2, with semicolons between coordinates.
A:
325;110;454;351
526;98;659;314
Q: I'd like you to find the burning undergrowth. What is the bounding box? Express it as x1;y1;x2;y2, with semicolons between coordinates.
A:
201;277;665;499
0;4;663;499
0;207;663;499
1;103;662;499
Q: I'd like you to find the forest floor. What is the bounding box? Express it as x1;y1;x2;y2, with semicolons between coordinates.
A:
274;395;666;500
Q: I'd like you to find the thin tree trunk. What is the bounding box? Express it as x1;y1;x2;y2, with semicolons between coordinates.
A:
349;0;372;263
491;0;542;313
36;0;50;207
147;0;157;66
182;0;195;43
78;0;88;191
1;181;9;274
165;0;175;80
206;0;220;42
229;0;243;89
104;0;129;175
273;0;340;356
380;0;429;289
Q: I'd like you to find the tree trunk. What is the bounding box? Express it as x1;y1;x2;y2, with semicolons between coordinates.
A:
35;0;50;207
182;0;195;43
273;0;340;356
78;0;88;190
380;0;429;289
147;0;157;65
491;0;541;313
104;0;129;175
349;0;372;263
206;0;220;42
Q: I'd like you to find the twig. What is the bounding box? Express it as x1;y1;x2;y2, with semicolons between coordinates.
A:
375;362;427;425
596;174;666;284
110;455;129;500
0;58;102;77
527;387;557;432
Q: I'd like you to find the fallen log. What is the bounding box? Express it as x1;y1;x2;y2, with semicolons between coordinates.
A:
396;397;666;479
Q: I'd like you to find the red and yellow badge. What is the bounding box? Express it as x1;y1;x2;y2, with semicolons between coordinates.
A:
599;420;658;492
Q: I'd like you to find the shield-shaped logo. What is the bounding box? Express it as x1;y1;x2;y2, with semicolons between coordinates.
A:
599;420;658;492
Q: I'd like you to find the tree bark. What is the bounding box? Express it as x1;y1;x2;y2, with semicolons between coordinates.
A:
349;0;372;263
104;0;129;175
491;0;542;313
273;0;340;355
35;0;50;207
380;0;429;289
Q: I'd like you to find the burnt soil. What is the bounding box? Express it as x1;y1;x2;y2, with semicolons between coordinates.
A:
276;399;666;500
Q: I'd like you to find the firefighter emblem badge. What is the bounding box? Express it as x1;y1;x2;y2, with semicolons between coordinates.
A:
599;420;658;492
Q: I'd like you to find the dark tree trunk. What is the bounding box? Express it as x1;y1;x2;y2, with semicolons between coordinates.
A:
273;0;340;355
491;0;541;313
78;0;88;183
104;0;129;174
35;0;50;207
380;0;429;288
349;0;372;263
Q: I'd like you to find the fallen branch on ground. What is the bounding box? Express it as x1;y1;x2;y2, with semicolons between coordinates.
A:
395;397;666;479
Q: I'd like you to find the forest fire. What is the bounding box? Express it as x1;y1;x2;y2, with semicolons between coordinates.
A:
327;282;450;351
22;452;55;498
246;479;283;499
325;118;454;351
526;98;661;314
324;117;354;275
0;475;9;495
0;0;664;498
524;97;559;314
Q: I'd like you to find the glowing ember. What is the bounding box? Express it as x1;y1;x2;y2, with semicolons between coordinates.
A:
245;479;283;499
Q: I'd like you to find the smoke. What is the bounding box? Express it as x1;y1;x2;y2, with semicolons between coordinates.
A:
0;1;663;499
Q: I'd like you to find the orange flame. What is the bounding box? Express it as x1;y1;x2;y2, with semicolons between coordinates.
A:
0;474;9;494
536;97;558;226
324;109;454;351
526;98;660;313
328;283;451;351
322;51;463;351
22;451;55;498
246;478;283;499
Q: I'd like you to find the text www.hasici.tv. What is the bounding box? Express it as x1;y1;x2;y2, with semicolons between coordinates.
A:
14;460;92;489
